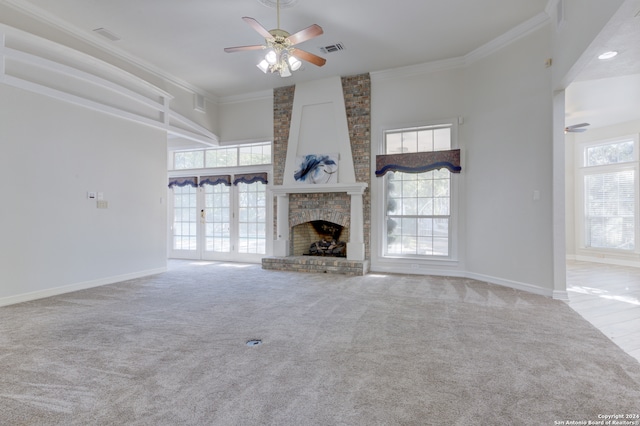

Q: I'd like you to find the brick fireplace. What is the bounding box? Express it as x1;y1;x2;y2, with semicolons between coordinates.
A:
261;74;371;275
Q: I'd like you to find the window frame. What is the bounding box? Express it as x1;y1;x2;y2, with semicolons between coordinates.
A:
378;119;459;263
575;134;640;255
170;142;272;170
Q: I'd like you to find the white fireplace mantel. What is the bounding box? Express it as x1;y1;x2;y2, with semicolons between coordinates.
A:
269;182;368;261
269;182;367;196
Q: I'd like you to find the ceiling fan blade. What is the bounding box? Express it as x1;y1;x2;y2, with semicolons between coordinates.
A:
567;122;590;129
242;17;274;40
224;45;265;53
565;122;590;133
291;48;326;67
286;24;323;46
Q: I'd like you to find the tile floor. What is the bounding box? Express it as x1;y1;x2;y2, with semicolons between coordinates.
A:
566;260;640;363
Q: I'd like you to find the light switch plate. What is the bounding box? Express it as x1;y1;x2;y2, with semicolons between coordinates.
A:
97;200;108;209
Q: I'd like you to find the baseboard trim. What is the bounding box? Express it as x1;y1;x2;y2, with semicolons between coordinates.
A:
553;290;570;301
369;265;466;278
0;267;167;307
464;272;554;298
369;264;555;298
574;255;640;268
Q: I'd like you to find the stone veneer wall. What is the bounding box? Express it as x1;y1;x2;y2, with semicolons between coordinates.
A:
272;74;371;259
342;74;371;260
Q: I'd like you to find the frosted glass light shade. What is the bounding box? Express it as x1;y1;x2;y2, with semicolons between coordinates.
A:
280;65;291;77
288;56;302;71
265;50;277;64
257;60;269;73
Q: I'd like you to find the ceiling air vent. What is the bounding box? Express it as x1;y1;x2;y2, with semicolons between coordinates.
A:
319;43;345;54
92;27;122;42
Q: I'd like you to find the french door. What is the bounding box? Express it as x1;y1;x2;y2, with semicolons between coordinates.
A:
168;179;268;262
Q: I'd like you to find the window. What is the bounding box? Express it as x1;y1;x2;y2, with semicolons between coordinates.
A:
204;183;231;252
237;182;267;254
384;124;454;257
206;147;237;168
172;184;198;251
579;136;638;251
239;143;271;166
174;151;204;170
172;142;271;170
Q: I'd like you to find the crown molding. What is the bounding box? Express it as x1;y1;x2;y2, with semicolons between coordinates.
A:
372;11;551;82
370;57;466;82
464;12;551;65
1;0;219;103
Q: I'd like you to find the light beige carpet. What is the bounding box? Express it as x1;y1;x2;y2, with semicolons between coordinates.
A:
1;261;639;425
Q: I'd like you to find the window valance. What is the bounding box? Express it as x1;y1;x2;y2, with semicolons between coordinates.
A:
233;172;268;185
199;175;231;186
168;176;198;188
375;149;461;177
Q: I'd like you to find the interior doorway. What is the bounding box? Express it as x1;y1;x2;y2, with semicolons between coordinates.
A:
560;0;640;362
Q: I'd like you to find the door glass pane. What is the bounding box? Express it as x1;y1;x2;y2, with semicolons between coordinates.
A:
237;182;266;254
172;185;198;250
204;184;231;252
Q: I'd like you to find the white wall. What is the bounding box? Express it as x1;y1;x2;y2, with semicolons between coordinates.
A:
0;84;167;305
463;26;554;294
165;80;219;137
218;95;273;144
370;26;559;296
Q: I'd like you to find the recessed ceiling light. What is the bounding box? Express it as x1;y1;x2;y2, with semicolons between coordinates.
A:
598;51;618;60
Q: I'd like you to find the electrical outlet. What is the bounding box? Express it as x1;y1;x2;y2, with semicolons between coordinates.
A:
97;200;108;209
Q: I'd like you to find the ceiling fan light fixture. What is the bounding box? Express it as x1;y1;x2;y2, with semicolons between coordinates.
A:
257;60;269;73
288;55;302;71
280;65;292;77
225;0;326;78
265;50;278;64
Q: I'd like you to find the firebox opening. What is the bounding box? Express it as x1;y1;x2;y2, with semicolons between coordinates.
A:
291;220;348;258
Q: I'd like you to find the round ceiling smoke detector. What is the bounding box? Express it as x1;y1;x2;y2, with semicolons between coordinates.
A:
257;0;298;8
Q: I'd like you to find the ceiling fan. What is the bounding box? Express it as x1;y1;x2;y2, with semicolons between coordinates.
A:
224;0;326;77
565;123;590;133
